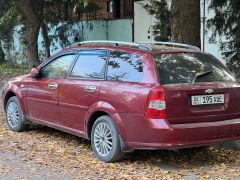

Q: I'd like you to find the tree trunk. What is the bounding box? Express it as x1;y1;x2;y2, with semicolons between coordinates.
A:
18;0;41;69
0;41;5;64
171;0;201;48
41;22;51;58
61;1;69;21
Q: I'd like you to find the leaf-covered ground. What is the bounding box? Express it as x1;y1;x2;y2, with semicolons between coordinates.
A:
0;69;240;179
0;100;240;180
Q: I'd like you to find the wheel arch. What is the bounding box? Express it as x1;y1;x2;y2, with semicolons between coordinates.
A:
86;110;108;139
85;101;127;141
3;91;17;111
3;85;27;116
86;109;131;152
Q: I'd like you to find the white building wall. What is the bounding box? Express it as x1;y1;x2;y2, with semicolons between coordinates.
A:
134;1;156;42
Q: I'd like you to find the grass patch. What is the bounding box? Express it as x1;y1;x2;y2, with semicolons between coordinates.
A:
0;63;29;75
0;63;29;87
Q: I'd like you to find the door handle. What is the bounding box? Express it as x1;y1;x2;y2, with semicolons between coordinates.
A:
48;83;58;90
84;86;97;92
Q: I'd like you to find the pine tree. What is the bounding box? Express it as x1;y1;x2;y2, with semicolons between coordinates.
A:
208;0;240;79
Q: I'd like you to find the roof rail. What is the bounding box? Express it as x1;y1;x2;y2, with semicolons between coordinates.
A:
74;40;152;51
139;41;201;51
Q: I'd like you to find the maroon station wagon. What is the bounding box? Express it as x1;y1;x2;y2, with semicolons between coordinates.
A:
2;41;240;162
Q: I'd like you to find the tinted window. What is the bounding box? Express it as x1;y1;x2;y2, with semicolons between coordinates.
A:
70;51;107;79
41;54;75;78
154;53;236;85
107;51;143;82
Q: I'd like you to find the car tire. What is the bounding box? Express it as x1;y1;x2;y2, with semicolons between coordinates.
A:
5;96;28;132
91;115;124;163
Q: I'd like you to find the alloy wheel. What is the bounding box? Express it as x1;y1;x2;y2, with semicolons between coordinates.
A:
7;102;20;128
93;122;113;157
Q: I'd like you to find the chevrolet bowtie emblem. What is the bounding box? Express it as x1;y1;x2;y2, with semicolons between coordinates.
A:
205;89;214;94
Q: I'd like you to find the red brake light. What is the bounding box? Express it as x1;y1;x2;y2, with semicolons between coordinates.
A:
145;86;166;119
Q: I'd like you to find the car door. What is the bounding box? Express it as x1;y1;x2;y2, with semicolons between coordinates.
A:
59;50;108;133
27;53;77;125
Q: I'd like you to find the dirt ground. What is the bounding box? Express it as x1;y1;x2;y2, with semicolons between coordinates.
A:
0;98;240;180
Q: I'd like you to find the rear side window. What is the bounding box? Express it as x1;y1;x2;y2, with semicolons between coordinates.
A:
70;50;107;79
154;53;236;85
107;51;143;82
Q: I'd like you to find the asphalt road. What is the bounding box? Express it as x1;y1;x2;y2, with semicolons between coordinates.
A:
0;151;72;180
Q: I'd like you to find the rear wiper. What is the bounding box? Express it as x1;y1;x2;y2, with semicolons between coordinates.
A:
192;70;213;85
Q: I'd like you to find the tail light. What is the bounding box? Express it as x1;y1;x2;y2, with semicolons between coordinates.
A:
145;86;166;119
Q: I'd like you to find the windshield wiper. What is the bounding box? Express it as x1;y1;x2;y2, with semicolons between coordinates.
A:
192;70;213;85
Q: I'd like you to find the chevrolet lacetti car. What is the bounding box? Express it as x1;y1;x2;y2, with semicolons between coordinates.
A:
2;41;240;162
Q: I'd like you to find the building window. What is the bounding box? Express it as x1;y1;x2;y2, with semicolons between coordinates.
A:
107;1;114;13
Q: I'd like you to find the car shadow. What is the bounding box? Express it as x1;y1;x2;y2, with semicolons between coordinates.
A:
28;124;91;146
28;124;240;170
124;141;240;170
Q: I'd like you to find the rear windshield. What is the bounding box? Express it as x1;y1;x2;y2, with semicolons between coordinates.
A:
154;53;236;85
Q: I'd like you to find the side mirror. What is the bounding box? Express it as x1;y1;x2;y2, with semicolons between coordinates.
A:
31;68;40;78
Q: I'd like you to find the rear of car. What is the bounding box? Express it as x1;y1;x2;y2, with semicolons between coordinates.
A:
155;52;240;123
126;51;240;149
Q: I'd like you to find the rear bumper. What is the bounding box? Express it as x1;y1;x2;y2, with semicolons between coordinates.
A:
124;115;240;149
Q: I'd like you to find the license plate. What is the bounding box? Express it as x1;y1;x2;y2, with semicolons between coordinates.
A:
191;94;224;106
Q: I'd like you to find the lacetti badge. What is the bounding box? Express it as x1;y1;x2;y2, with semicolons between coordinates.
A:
205;89;214;94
